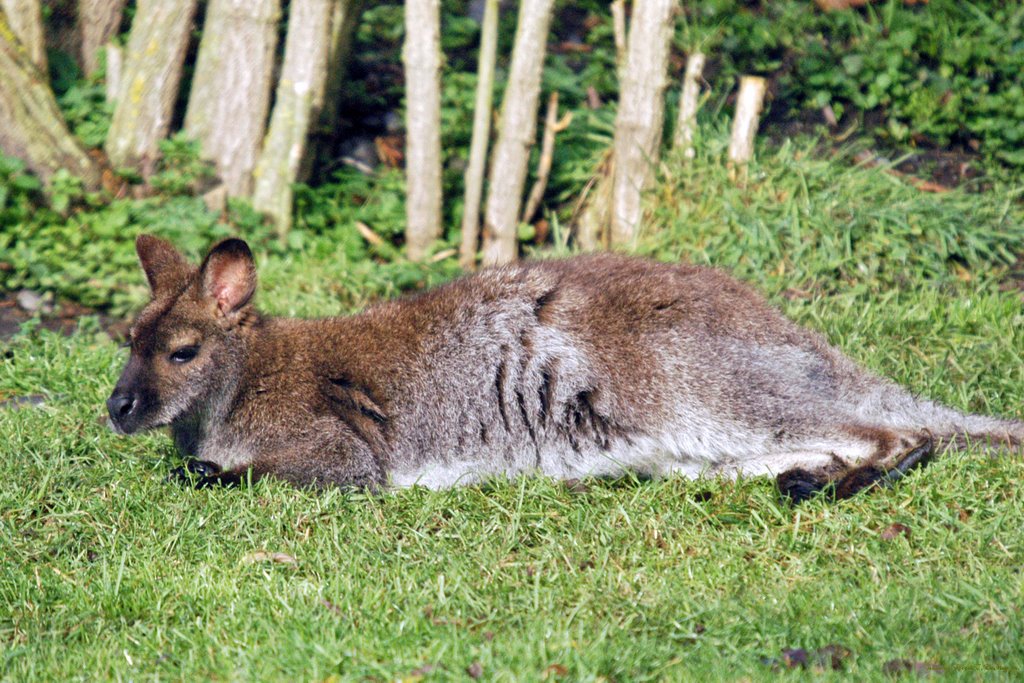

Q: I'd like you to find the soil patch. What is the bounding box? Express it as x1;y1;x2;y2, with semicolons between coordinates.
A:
0;293;128;343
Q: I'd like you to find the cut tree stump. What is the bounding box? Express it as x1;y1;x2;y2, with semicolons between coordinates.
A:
727;75;767;184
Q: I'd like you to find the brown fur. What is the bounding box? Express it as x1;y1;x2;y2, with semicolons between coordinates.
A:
107;236;1024;501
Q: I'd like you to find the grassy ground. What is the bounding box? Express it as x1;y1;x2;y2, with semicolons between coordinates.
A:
3;138;1024;680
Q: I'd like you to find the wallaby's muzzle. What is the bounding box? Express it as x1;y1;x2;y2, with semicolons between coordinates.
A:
107;353;155;435
106;391;138;433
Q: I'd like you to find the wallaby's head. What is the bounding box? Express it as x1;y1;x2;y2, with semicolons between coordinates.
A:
107;235;258;435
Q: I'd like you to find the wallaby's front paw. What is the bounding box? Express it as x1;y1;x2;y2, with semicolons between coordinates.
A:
167;460;229;488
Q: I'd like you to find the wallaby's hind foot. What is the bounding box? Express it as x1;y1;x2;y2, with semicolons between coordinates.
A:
776;468;827;504
778;433;934;504
883;432;934;477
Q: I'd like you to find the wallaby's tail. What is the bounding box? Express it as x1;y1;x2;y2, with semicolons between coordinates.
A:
903;395;1023;453
857;380;1024;453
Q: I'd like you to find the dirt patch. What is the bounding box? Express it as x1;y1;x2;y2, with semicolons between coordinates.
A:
0;293;128;343
891;146;986;191
999;257;1024;302
760;96;987;191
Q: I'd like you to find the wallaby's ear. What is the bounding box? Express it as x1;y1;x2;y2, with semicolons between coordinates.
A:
136;234;191;298
199;238;257;317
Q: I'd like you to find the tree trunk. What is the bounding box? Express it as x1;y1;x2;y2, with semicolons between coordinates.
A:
184;0;280;198
0;12;103;190
402;0;443;261
318;0;364;129
105;0;199;175
610;0;678;247
610;0;626;76
104;41;121;101
727;75;767;184
2;0;46;71
297;0;362;183
251;0;333;237
457;0;498;270
78;0;127;76
481;0;555;266
672;51;704;159
573;150;613;251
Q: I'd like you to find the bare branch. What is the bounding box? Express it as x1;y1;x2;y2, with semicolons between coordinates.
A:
521;91;571;225
355;221;385;247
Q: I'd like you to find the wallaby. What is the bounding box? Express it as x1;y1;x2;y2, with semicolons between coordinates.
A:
107;235;1023;501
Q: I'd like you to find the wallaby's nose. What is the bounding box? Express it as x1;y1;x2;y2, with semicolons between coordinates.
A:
107;393;137;422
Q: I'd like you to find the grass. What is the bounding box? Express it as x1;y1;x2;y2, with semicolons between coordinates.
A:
3;134;1024;680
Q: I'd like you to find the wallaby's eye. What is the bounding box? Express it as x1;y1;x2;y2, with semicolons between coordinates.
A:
169;345;200;364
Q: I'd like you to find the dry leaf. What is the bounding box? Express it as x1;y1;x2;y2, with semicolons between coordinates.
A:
320;599;343;615
543;663;569;679
765;644;851;671
408;663;438;677
813;644;852;670
882;659;944;676
564;479;590;494
242;551;297;565
880;523;911;541
781;648;809;668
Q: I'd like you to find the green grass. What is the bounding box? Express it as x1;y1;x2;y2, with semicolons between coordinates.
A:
3;136;1024;680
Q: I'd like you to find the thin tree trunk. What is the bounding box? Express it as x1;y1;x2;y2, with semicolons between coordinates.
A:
0;12;103;190
184;0;280;198
727;75;767;183
298;0;361;183
672;51;704;159
78;0;127;76
458;0;498;271
610;0;678;247
105;0;199;175
2;0;46;71
610;0;626;76
402;0;443;262
573;151;613;251
481;0;555;266
251;0;333;237
319;0;363;129
572;3;626;252
104;41;121;101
